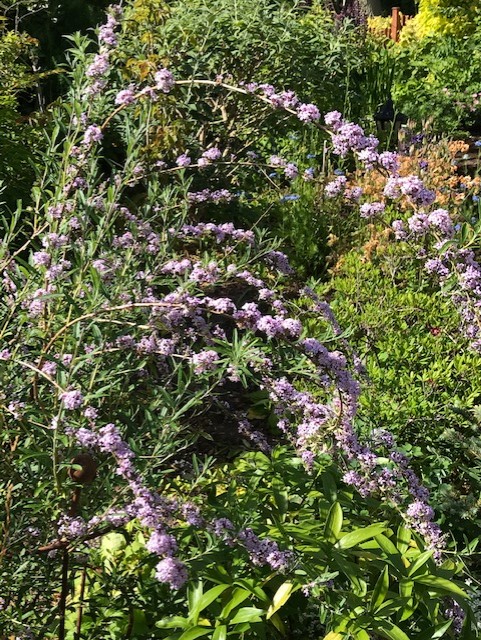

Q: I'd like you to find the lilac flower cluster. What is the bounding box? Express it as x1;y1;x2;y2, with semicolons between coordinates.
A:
444;599;466;634
242;82;320;123
325;175;347;198
359;202;385;218
237;528;294;572
384;175;436;207
155;68;175;93
170;222;255;245
187;189;233;204
325;111;378;158
74;418;189;589
192;350;220;374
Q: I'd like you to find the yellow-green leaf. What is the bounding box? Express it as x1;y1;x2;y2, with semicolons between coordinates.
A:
267;581;295;619
229;607;265;625
337;524;387;549
407;550;433;577
373;619;411;640
325;501;343;542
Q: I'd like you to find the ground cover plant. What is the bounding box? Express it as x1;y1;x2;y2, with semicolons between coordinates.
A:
1;1;481;639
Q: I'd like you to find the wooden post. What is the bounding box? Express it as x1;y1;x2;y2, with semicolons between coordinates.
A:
391;6;400;42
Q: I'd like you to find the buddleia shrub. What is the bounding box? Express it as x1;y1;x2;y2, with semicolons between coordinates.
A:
0;4;478;639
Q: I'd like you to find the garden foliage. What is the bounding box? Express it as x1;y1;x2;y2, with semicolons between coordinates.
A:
0;1;481;639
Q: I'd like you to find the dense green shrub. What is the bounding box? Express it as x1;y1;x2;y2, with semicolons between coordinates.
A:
391;10;481;133
0;23;44;207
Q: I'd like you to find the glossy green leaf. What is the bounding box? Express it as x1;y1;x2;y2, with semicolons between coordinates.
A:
219;588;250;619
396;526;412;554
229;606;265;624
373;619;411;640
370;566;389;612
156;616;190;629
178;626;212;640
337;524;387;549
413;575;467;598
325;501;343;542
407;551;433;577
416;619;453;640
196;584;230;615
212;625;227;640
267;581;295;619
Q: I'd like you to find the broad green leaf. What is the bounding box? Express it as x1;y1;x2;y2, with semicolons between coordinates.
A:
399;579;414;599
323;633;344;640
267;581;295;619
188;582;204;624
370;566;389;612
413;575;467;598
229;607;265;624
373;619;411;640
272;476;289;513
233;579;270;603
269;611;287;635
178;626;212;640
375;534;406;574
219;588;250;619
156;616;189;629
416;620;453;640
325;501;343;542
396;526;412;554
399;598;415;622
212;625;227;640
197;584;230;615
375;534;398;556
407;551;433;577
337;524;387;549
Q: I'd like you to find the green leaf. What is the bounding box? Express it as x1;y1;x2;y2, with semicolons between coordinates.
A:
399;598;416;623
370;566;389;612
373;619;411;640
156;616;190;630
399;579;414;600
337;524;387;549
375;534;406;575
396;526;412;554
212;625;227;640
229;607;265;624
375;534;398;556
272;476;289;513
325;501;343;543
188;582;204;625
219;588;250;619
413;576;467;598
407;551;433;577
178;626;212;640
196;584;230;615
267;581;295;619
416;620;453;640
